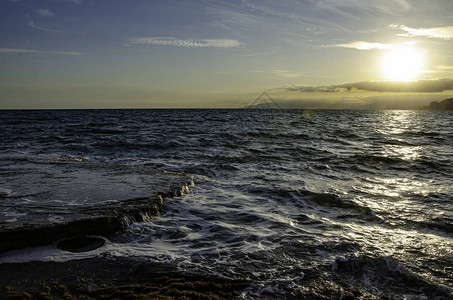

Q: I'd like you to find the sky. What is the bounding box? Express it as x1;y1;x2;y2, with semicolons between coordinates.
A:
1;0;453;109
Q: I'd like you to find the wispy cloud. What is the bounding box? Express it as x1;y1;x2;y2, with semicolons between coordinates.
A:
208;0;346;37
332;41;393;50
52;0;82;4
391;24;453;40
36;9;54;17
127;37;242;48
0;48;82;55
431;65;453;74
28;21;62;33
436;65;453;71
272;70;305;78
328;0;410;13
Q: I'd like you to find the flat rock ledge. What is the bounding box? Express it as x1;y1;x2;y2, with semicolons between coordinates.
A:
0;177;194;254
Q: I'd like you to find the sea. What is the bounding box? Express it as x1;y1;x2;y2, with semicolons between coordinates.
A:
0;109;452;299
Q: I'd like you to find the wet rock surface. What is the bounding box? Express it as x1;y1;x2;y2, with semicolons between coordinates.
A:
0;159;194;253
57;236;106;253
0;257;249;300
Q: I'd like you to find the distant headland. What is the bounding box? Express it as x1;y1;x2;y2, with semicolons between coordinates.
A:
420;98;453;110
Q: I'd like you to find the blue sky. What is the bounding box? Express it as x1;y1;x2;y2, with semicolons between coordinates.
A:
1;0;453;108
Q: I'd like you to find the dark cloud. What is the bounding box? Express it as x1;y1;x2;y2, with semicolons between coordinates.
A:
284;86;343;93
285;79;453;93
339;79;453;92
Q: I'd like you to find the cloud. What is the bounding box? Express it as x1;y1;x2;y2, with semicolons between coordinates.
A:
36;9;54;17
282;79;453;93
284;85;342;93
208;0;347;38
332;41;392;50
127;37;242;48
339;79;453;92
28;21;62;33
391;24;453;40
52;0;82;4
276;83;340;93
272;70;306;78
0;48;82;55
436;65;453;71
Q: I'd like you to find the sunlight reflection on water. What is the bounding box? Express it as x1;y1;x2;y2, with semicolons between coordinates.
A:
1;109;451;298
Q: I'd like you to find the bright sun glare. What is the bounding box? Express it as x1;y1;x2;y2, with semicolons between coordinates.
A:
381;46;425;81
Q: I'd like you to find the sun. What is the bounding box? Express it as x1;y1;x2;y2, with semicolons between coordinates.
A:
380;46;425;81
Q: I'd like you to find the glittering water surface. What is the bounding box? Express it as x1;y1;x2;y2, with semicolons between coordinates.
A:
0;109;452;298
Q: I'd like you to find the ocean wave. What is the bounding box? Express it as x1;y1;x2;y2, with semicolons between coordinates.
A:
93;140;182;151
1;109;451;298
401;130;441;137
243;186;382;224
351;153;451;173
397;216;453;234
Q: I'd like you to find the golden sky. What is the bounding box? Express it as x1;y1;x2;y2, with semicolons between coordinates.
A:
1;0;453;109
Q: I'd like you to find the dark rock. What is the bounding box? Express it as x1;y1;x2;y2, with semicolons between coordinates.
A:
0;159;194;254
0;187;192;254
422;98;453;110
0;257;250;300
0;215;123;254
429;101;441;109
57;236;105;252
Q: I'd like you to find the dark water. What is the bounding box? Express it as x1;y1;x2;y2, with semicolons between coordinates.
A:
0;109;452;298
